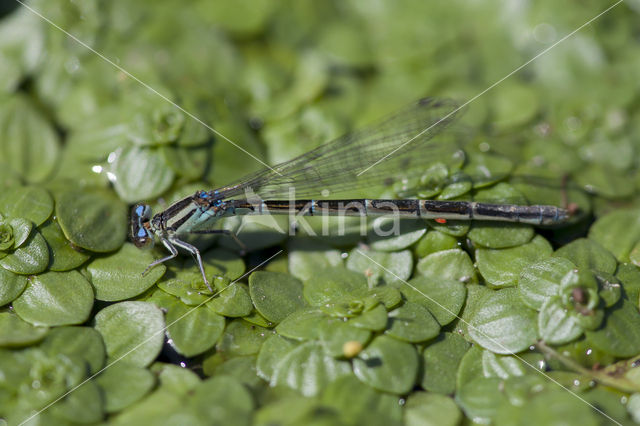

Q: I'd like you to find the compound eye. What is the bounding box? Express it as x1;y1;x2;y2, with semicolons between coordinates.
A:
131;204;154;248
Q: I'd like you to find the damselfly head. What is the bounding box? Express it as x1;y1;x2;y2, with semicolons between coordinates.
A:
131;204;154;248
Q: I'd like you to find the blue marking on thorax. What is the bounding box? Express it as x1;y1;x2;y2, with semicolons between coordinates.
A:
135;205;145;216
137;228;147;237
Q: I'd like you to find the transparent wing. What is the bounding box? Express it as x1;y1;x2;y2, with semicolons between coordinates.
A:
215;97;466;200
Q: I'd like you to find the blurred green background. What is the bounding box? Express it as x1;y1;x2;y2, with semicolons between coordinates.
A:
2;0;640;425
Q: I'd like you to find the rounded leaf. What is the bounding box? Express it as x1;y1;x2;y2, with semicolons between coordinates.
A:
416;248;477;284
13;270;94;326
94;301;165;367
56;189;128;252
0;186;53;226
0;267;27;306
303;267;368;306
271;341;351;396
39;219;90;271
405;392;462;426
353;335;419;394
216;318;270;357
111;146;175;203
385;302;440;343
0;229;49;274
476;235;552;288
256;334;299;381
288;238;343;281
420;332;470;394
518;257;576;310
206;283;252;317
87;242;166;301
468;287;538;354
538;297;583;345
40;326;106;374
0;312;48;347
0;95;60;183
585;300;640;357
367;217;427;252
346;248;413;285
553;238;617;275
190;376;254;426
249;271;305;323
96;362;155;413
402;275;467;325
320;375;403;426
166;300;225;357
589;208;640;263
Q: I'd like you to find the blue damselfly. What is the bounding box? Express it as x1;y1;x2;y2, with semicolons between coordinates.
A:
131;98;572;291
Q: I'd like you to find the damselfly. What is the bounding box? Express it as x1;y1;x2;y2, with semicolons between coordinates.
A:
131;98;572;291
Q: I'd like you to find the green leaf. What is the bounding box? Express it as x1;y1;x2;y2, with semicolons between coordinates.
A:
405;392;462;426
367;218;427;252
0;312;48;347
160;144;209;181
585;300;640;357
249;271;305;323
166;299;225;357
0;266;27;306
256;334;299;381
588;208;640;264
13;270;94;326
0;186;53;226
0;228;49;274
414;230;458;257
538;297;583;345
216;319;270;357
40;326;106;374
96;362;155;413
94;301;165;367
385;302;440;343
518;257;576;310
493;388;600;426
468;222;534;249
55;189;128;253
287;238;343;281
346;248;413;285
111;146;175;203
553;238;617;275
462;152;513;187
9;218;32;248
253;395;333;426
320;375;403;426
39;219;90;271
401;275;467;325
0;95;60;183
318;317;371;357
416;248;477;284
491;82;539;130
303;267;368;306
207;355;263;390
455;377;506;423
151;362;201;393
468;287;538;354
189;376;254;426
276;308;326;341
476;234;553;288
87;242;166;301
353;335;419;394
206;283;253;317
271;341;351;396
420;332;471;395
348;303;388;331
616;264;640;305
